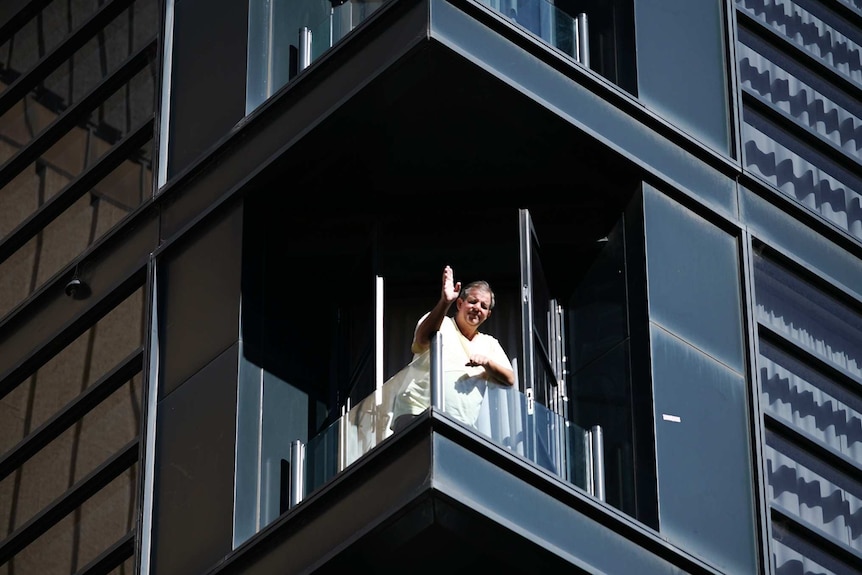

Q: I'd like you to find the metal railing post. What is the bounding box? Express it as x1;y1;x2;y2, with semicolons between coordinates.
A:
431;331;443;411
298;26;312;71
590;425;605;501
289;439;305;508
576;13;589;67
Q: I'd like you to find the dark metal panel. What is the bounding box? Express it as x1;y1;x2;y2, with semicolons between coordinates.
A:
430;431;715;575
167;0;249;178
150;343;239;575
635;0;732;156
158;200;242;399
650;326;758;574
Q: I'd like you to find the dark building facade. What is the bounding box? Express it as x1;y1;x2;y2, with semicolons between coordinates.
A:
0;0;860;574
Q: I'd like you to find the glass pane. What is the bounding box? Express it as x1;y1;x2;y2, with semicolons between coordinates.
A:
1;467;136;575
476;0;637;92
571;340;634;515
0;140;153;319
772;520;856;575
742;109;862;242
760;340;862;463
754;252;862;384
736;0;862;89
644;185;745;372
0;64;155;245
737;32;861;162
299;354;593;511
0;379;140;536
765;431;862;549
0;3;154;152
0;0;103;94
0;288;144;454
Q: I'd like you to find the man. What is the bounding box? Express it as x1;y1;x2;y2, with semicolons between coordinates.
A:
392;265;514;431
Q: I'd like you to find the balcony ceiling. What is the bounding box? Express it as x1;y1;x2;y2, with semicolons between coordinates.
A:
250;23;641;290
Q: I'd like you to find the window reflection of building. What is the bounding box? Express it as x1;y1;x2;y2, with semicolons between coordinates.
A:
0;0;157;572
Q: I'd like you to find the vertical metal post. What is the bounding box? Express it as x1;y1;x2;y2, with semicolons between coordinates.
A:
584;428;594;495
431;331;443;411
298;26;312;71
590;425;605;501
576;13;589;67
337;403;348;471
289;439;305;508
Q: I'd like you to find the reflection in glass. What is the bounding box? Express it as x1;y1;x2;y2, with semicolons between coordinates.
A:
736;0;862;87
5;466;137;575
742;112;862;243
772;520;852;575
754;251;862;384
0;378;140;537
760;340;862;463
765;432;862;550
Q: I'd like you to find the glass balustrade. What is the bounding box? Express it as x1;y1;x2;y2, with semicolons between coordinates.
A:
247;0;384;113
291;336;600;512
476;0;589;65
247;0;589;114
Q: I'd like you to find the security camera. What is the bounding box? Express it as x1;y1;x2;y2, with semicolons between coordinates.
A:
64;277;90;299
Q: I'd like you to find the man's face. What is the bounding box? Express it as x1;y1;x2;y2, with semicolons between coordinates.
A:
456;288;492;328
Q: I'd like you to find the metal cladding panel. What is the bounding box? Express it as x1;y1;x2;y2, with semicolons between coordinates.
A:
151;343;239;575
168;0;249;178
430;432;697;575
159;200;242;399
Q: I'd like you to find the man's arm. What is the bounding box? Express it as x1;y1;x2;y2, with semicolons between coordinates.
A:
466;345;515;386
412;265;460;353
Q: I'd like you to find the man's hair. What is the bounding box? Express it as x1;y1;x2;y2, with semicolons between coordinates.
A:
459;280;495;310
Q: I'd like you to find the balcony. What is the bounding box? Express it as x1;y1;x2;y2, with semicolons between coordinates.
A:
291;333;606;509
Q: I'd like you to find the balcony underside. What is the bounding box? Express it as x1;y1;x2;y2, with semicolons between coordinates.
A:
214;416;709;575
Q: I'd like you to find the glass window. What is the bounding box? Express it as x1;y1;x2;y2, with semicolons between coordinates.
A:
736;0;862;89
760;339;862;463
754;251;862;384
765;431;862;550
